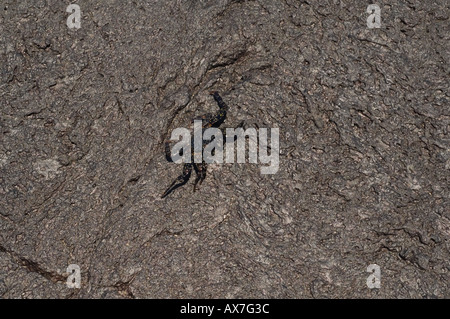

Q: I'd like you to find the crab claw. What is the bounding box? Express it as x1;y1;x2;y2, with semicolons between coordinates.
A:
209;91;218;95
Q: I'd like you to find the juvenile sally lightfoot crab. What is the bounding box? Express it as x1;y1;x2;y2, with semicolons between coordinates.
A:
161;91;229;198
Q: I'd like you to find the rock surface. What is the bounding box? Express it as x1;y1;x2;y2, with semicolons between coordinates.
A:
0;0;448;298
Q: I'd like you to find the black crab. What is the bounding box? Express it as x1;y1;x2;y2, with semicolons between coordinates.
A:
161;91;229;198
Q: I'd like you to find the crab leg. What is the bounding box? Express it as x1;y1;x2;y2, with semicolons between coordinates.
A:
161;163;193;198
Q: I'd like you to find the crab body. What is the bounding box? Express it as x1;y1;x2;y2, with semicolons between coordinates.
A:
161;91;228;198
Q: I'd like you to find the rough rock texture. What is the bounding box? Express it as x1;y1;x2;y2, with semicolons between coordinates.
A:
0;0;448;298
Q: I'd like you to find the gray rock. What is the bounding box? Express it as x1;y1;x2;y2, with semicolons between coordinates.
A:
0;0;448;298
